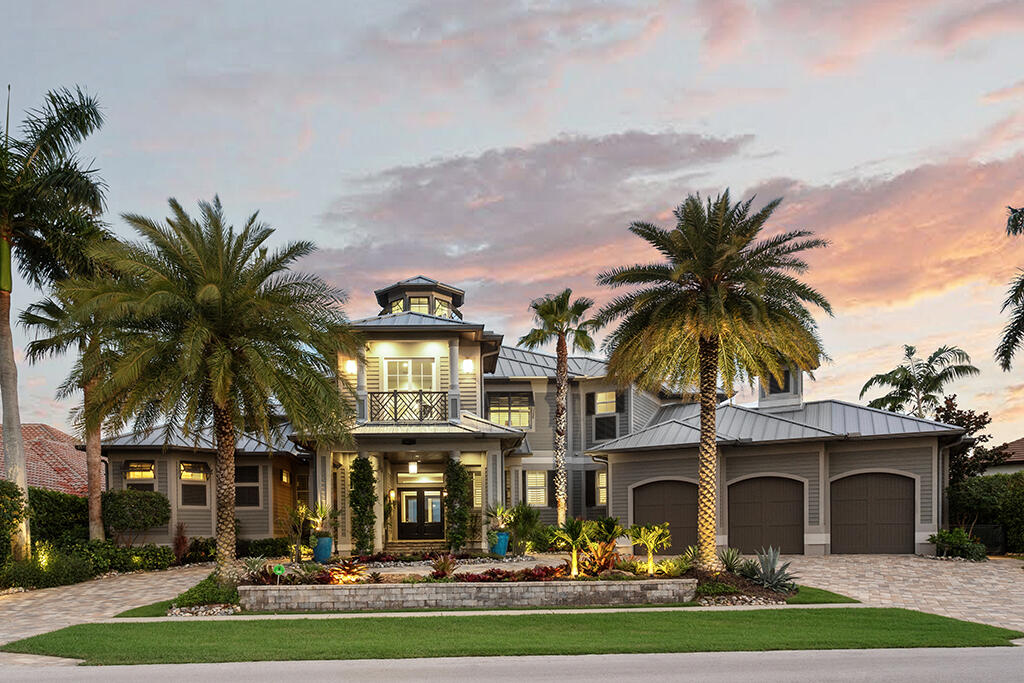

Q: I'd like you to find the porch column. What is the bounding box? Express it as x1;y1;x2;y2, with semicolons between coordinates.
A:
356;355;367;422
314;447;331;507
371;453;385;552
485;448;503;508
448;338;460;422
448;450;460;462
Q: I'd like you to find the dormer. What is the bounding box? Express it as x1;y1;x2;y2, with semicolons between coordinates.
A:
375;275;464;319
757;368;803;411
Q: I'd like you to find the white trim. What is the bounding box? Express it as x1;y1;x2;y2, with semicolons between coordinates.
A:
804;533;830;544
382;356;439;392
625;476;698;527
915;531;933;543
234;463;265;511
723;472;809;551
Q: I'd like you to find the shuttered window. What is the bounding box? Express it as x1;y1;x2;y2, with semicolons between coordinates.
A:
525;470;548;506
179;461;210;507
487;392;533;428
597;471;607;505
595;391;616;414
595;415;616;440
181;483;207;506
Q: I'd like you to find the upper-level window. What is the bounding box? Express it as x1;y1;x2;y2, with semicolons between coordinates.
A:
434;299;451;318
767;370;791;394
595;391;617;415
389;300;403;314
488;392;533;428
125;461;155;491
386;358;435;391
408;297;430;314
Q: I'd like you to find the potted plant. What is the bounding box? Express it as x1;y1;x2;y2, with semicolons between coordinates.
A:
487;505;512;556
309;503;339;563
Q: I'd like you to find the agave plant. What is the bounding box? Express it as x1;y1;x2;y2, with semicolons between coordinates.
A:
717;547;743;573
679;545;701;572
551;518;591;577
741;547;798;593
241;555;267;579
627;523;673;575
329;558;366;584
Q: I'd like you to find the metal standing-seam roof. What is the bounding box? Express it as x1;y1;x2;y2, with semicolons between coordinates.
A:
767;400;962;438
486;346;608;379
350;311;484;329
101;424;301;455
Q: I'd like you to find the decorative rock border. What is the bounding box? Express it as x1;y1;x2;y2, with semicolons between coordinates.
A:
240;578;697;612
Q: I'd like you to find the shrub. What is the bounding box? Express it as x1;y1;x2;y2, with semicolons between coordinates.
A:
349;457;377;555
67;540;173;573
929;528;987;561
101;489;171;546
0;480;27;565
27;487;88;545
1002;472;1024;553
430;553;458;579
696;580;740;597
172;523;189;564
239;537;293;558
444;457;472;552
506;502;541;554
654;558;685;577
738;547;798;593
183;537;216;563
173;573;239;607
0;543;94;589
717;547;743;573
948;475;1010;526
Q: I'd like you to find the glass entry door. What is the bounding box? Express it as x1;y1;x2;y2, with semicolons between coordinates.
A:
397;488;444;539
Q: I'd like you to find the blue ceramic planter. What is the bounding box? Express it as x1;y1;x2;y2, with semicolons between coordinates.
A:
490;530;510;556
313;535;333;563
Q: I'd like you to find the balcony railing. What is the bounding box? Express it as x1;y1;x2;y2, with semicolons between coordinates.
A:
368;390;449;422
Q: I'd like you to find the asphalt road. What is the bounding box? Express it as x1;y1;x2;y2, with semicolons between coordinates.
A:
3;648;1023;682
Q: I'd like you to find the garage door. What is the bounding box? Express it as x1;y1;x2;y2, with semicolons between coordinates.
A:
728;477;804;554
831;473;915;554
632;480;697;554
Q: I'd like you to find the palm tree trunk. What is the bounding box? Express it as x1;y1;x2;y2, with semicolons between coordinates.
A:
82;377;104;541
696;335;719;570
212;402;237;575
0;279;30;561
554;333;568;525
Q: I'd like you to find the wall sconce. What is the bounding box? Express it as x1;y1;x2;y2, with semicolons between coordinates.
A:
389;489;396;501
344;359;357;374
461;358;474;373
408;461;418;474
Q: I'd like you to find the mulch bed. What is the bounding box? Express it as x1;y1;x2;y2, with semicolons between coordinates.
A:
685;568;795;602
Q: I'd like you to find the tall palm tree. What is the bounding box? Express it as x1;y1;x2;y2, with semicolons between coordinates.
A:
859;345;978;417
62;197;359;573
0;86;105;559
597;191;831;570
996;206;1024;370
518;289;599;525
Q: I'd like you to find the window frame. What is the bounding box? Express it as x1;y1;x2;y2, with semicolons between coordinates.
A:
407;296;430;314
487;391;534;430
234;465;263;509
178;461;210;508
124;460;156;492
525;470;548;507
594;391;617;415
383;357;438;392
389;299;404;314
596;470;607;506
767;369;792;394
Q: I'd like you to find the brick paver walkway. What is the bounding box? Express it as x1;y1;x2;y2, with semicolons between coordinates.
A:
787;554;1024;631
0;565;208;644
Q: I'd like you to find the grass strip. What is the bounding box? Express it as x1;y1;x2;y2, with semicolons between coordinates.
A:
786;585;859;605
8;608;1019;665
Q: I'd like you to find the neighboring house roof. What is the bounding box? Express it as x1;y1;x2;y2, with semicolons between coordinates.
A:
994;437;1024;465
0;424;92;495
486;346;608;380
591;399;962;453
100;424;301;455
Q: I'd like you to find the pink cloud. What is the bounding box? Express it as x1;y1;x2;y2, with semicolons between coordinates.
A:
927;0;1024;49
983;79;1024;104
697;0;754;63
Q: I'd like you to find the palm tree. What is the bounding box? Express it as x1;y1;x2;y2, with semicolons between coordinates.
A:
597;191;831;570
859;345;979;417
518;289;599;526
62;197;360;573
627;522;672;575
996;206;1024;369
0;86;105;559
551;517;590;577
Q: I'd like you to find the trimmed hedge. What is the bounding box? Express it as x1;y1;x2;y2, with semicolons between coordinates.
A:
0;480;28;565
102;489;171;545
0;540;174;590
28;487;88;545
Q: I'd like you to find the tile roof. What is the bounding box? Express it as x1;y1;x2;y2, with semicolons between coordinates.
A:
995;437;1024;464
487;346;608;379
0;424;93;495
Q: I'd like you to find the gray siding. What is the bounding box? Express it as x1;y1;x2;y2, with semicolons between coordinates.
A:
235;462;271;538
632;389;661;430
609;454;698;523
829;446;934;525
726;451;820;525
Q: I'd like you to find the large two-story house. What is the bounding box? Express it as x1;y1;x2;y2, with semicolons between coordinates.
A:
99;275;964;556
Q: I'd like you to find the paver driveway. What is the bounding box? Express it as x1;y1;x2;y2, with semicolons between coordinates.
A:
788;554;1024;631
0;565;208;644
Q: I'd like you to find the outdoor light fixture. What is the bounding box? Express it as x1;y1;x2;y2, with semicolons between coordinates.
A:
461;358;474;373
344;359;357;374
408;461;418;474
389;489;396;501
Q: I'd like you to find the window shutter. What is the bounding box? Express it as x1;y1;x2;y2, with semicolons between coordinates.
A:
585;392;595;415
547;470;556;508
615;391;625;413
522;471;527;503
585;470;596;508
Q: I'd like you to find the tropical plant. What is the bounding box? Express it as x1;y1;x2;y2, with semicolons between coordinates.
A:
588;516;624;544
0;86;106;559
598;191;831;570
737;557;758;578
627;522;672;575
308;503;339;539
518;289;599;525
859;345;979;417
934;395;1009;484
738;546;798;593
997;206;1024;369
579;536;620;575
679;544;701;570
506;501;541;555
59;197;359;573
329;558;366;584
717;547;743;573
444;457;472;552
430;553;458;579
349;457;377;555
551;517;590;577
486;504;511;530
241;555;267;579
654;558;686;577
280;502;310;564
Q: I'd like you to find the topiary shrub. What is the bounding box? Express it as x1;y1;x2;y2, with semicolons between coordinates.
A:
1001;472;1024;553
349;456;377;555
444;457;472;552
101;489;171;546
28;487;88;546
0;480;28;565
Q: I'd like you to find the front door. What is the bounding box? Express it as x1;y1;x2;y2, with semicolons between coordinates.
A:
397;488;444;539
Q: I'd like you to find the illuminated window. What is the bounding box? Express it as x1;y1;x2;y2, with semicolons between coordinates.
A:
595;391;617;415
179;461;209;481
488;392;533;428
408;297;430;314
596;471;607;506
526;470;548;507
472;471;483;508
280;469;291;485
235;465;261;507
385;358;434;391
434;299;451;318
179;462;209;507
389;300;403;314
125;461;155;491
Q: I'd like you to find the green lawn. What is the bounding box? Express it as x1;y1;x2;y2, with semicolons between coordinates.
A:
9;609;1019;665
115;600;175;618
786;585;859;605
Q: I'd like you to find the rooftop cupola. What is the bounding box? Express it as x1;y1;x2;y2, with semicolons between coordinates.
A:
757;367;804;411
374;275;465;319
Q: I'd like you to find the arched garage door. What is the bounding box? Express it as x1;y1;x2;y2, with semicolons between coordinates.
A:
632;480;697;554
831;473;915;554
728;477;804;554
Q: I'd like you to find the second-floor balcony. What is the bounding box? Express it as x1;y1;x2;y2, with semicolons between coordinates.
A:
368;390;449;422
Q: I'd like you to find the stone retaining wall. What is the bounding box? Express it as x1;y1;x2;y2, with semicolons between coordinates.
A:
239;579;697;612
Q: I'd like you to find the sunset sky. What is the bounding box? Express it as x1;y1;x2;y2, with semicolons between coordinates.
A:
9;1;1024;442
